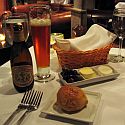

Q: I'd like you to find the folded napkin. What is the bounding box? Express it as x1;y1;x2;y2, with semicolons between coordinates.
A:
115;2;125;8
55;24;117;51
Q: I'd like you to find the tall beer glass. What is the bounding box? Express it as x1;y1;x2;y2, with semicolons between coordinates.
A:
29;5;55;82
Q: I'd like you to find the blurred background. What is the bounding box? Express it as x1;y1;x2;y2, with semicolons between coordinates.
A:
0;0;123;65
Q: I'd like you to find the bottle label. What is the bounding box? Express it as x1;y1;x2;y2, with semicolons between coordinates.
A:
12;65;34;87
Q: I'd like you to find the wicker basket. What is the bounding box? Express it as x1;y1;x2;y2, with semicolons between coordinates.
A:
53;43;113;69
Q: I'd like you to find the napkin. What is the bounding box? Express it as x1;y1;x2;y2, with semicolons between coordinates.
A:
55;24;117;51
115;2;125;8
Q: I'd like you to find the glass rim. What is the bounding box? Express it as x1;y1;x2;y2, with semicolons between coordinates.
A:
113;8;125;14
29;4;50;9
114;8;125;9
7;12;28;18
114;8;125;11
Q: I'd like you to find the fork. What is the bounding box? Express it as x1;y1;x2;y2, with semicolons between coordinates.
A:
3;89;42;125
15;90;43;125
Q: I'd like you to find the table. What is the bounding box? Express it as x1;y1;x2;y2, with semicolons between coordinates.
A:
0;47;125;125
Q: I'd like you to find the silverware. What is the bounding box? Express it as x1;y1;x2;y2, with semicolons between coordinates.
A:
16;90;43;125
3;89;43;125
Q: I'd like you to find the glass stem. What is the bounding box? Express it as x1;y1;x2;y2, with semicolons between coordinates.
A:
118;36;123;57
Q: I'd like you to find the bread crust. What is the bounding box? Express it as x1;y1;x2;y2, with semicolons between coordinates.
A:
57;85;88;112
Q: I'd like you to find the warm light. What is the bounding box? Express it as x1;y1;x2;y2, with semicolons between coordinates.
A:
0;33;6;48
17;23;22;25
64;15;71;18
0;33;5;41
1;40;6;47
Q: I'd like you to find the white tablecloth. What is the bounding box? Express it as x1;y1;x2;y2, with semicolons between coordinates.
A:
0;47;125;125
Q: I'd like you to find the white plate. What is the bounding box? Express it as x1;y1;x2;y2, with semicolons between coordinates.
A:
41;90;101;123
59;64;120;87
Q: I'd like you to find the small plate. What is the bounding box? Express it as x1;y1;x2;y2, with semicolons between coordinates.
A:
59;64;120;87
41;90;101;123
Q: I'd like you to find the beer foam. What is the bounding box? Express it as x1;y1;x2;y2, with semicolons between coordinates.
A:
30;18;51;26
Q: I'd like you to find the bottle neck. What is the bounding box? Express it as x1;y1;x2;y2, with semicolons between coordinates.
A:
13;23;25;43
14;30;25;43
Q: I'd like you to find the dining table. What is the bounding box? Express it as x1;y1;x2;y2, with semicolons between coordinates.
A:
0;46;125;125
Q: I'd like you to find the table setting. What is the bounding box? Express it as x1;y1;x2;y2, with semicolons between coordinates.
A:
1;43;125;125
1;4;125;125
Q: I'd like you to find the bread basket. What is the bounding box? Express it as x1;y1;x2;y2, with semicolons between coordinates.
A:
53;43;113;69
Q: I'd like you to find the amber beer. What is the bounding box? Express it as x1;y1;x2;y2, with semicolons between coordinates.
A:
30;5;55;82
30;18;51;75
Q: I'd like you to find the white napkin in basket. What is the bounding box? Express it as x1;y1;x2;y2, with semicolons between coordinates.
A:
55;24;117;51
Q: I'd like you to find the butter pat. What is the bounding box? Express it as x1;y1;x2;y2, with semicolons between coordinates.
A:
98;65;113;75
79;67;96;79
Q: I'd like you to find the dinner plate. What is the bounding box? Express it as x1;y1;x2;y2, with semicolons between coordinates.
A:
41;90;101;123
59;64;120;87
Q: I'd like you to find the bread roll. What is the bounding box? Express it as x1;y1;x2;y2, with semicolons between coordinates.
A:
57;85;88;112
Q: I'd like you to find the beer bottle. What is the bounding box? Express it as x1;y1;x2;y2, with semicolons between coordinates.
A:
10;23;34;93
